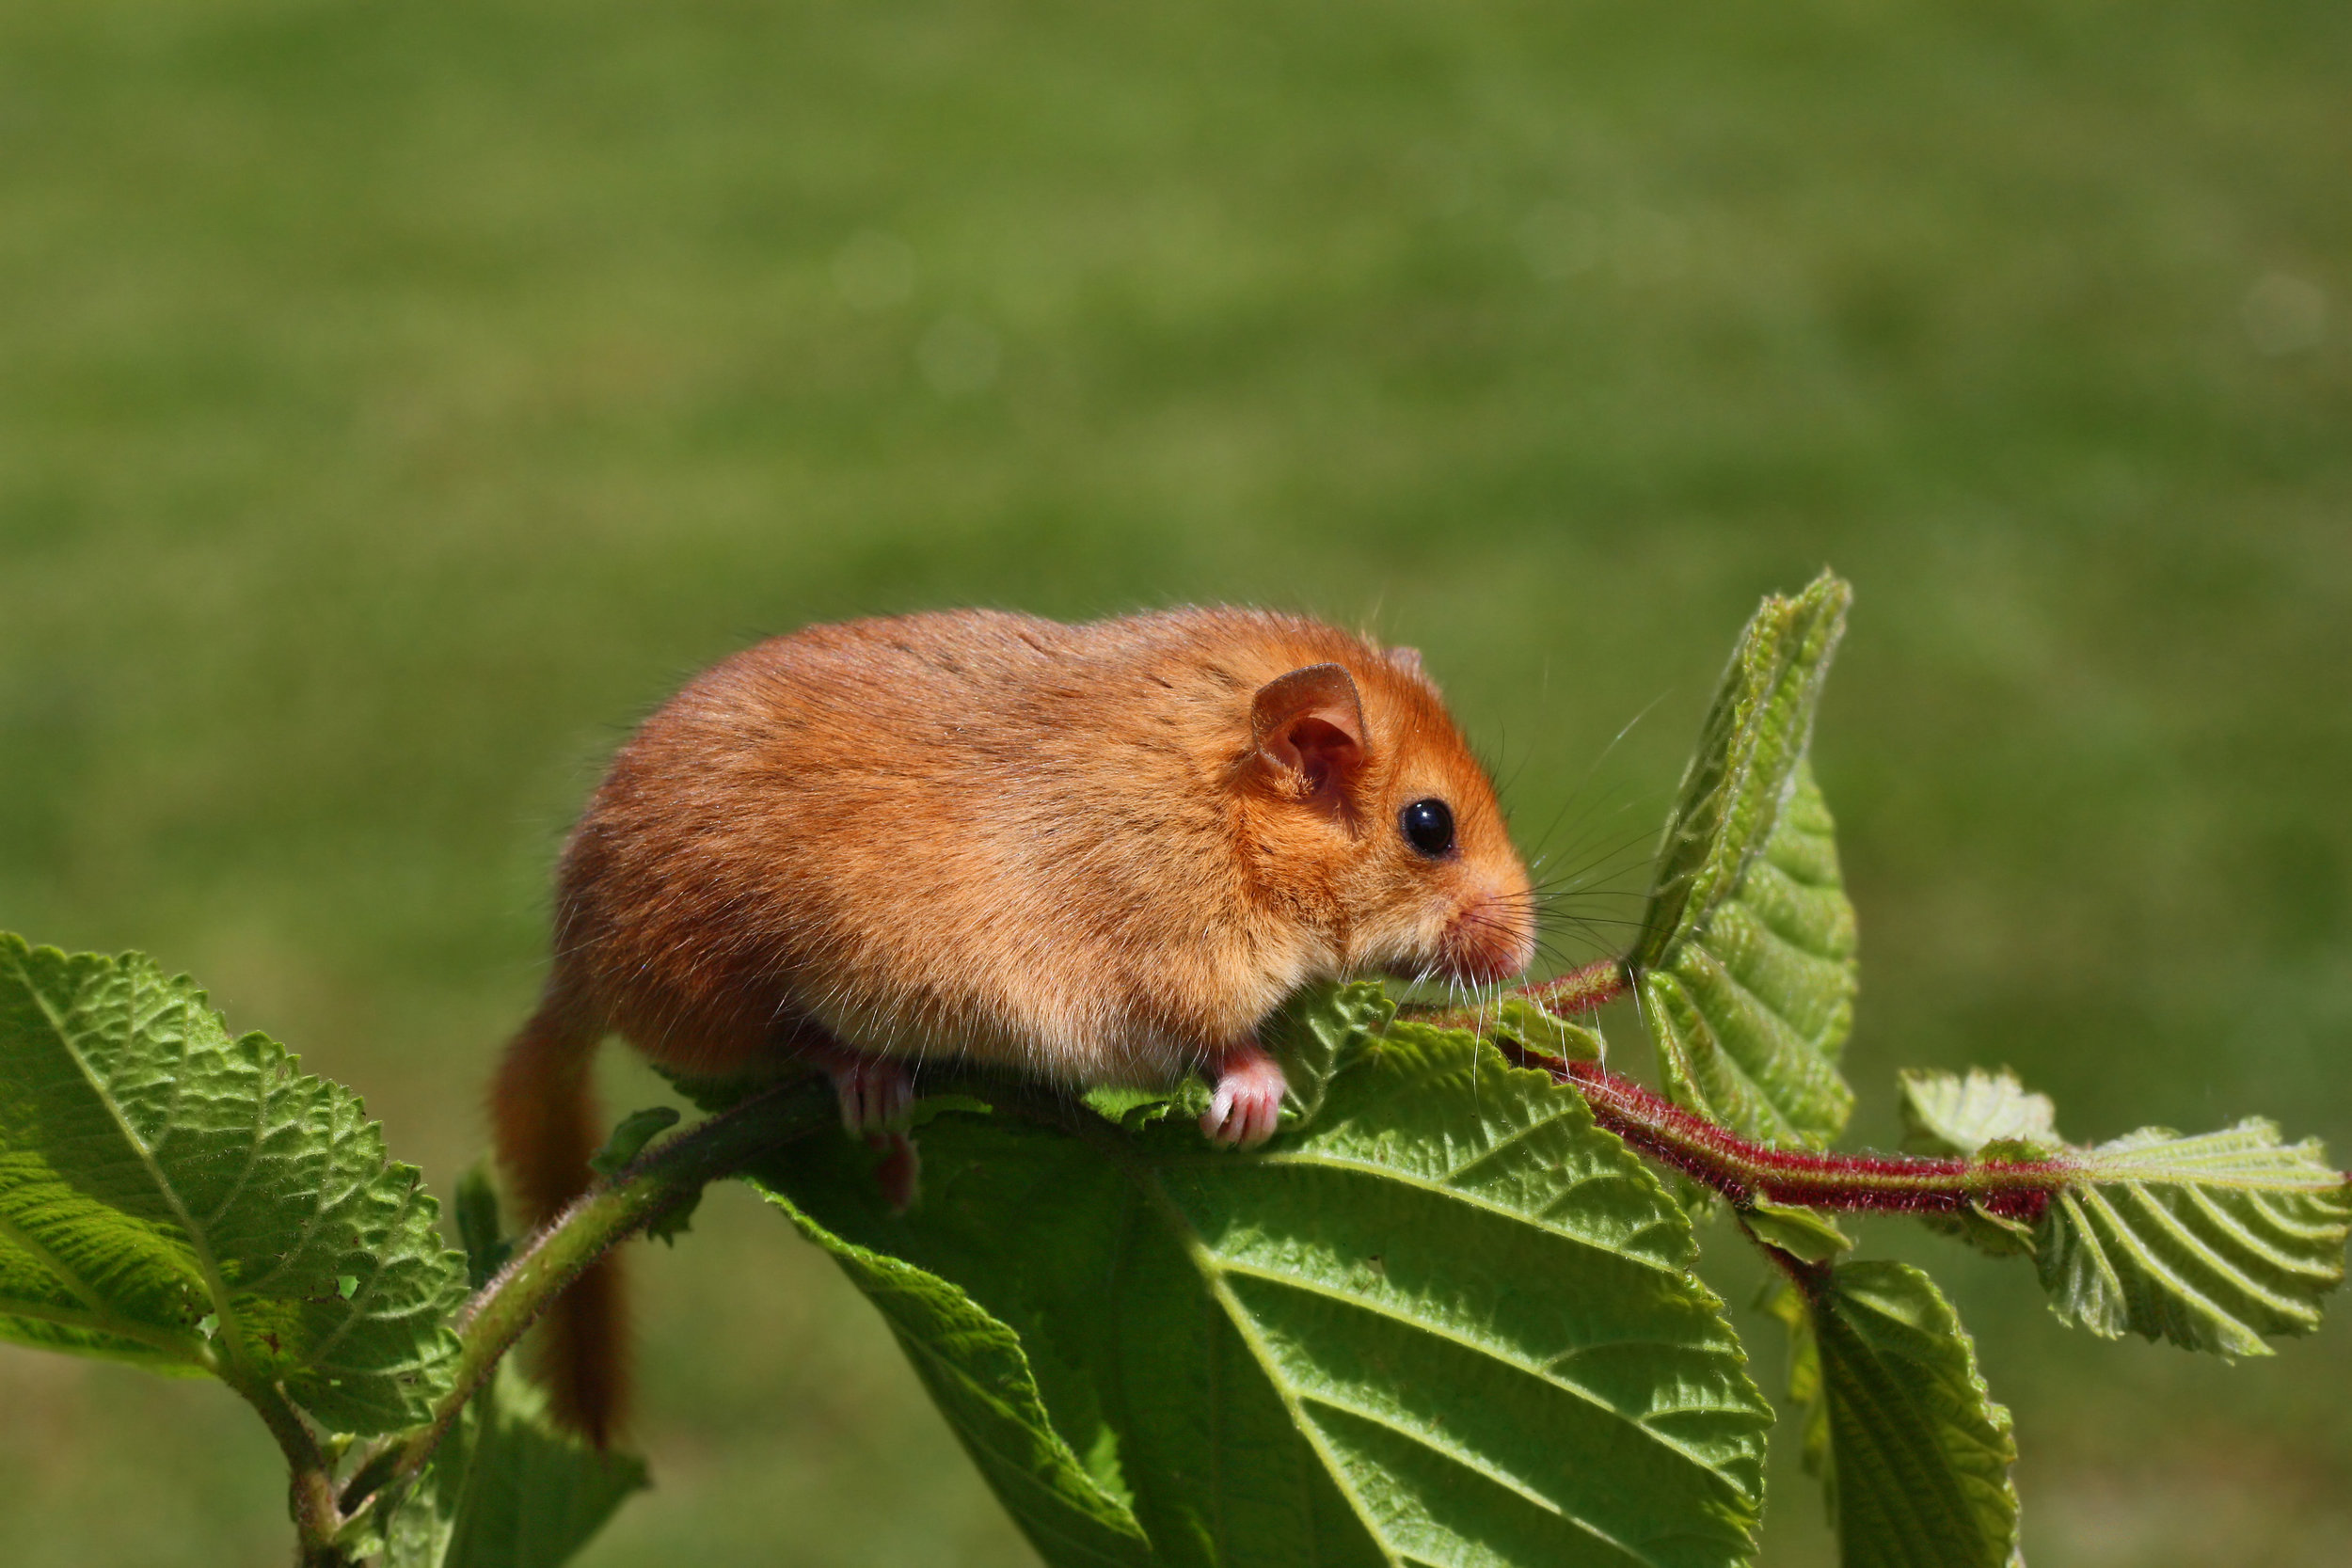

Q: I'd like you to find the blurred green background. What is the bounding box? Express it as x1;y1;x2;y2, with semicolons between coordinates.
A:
3;0;2346;1562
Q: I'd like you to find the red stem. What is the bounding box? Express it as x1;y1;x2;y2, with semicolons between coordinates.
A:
1443;958;2064;1221
1512;958;1634;1016
1401;956;1632;1030
1544;1054;2058;1222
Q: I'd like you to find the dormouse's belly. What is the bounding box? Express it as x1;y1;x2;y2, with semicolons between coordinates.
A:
808;978;1205;1088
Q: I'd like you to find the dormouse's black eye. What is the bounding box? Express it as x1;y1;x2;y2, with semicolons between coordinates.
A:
1400;798;1454;858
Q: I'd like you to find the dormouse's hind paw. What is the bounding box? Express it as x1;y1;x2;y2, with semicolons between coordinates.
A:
867;1131;922;1212
827;1056;920;1209
828;1056;914;1134
1201;1043;1288;1148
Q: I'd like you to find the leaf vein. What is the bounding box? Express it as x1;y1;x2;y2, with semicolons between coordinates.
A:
1212;1257;1743;1477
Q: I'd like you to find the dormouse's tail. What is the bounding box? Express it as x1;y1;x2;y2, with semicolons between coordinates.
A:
490;977;625;1446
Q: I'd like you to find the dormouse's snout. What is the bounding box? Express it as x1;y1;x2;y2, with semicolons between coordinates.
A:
1436;880;1538;985
1425;820;1537;987
1384;792;1536;984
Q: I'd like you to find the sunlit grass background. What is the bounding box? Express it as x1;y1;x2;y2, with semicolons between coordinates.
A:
3;0;2347;1562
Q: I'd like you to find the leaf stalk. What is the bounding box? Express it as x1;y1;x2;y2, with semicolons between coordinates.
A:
223;1368;346;1566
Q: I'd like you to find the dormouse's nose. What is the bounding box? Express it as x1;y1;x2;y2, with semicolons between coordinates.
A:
1437;888;1536;985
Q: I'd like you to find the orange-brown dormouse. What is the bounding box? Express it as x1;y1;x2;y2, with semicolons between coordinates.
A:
492;608;1535;1441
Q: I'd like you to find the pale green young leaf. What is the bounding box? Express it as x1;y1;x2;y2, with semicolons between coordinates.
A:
759;982;1774;1568
1896;1069;2054;1258
1762;1262;2020;1568
1636;576;1858;1148
0;935;466;1432
381;1362;648;1568
1899;1070;2059;1156
1901;1069;2352;1355
2048;1124;2350;1354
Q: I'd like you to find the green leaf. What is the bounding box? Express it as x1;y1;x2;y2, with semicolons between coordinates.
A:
1902;1069;2352;1355
382;1361;648;1568
453;1165;515;1291
768;1194;1156;1568
757;982;1773;1568
1759;1278;1830;1485
0;935;466;1432
1899;1070;2059;1156
2048;1126;2350;1354
1485;996;1608;1064
1636;575;1859;1148
1762;1262;2020;1568
586;1106;680;1179
1740;1200;1854;1266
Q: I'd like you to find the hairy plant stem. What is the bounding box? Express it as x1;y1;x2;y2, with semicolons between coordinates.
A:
1482;973;2062;1220
1406;958;2061;1217
342;1078;837;1531
1399;955;1631;1031
1511;957;1637;1017
1315;955;2063;1216
1553;1055;2058;1219
226;1369;346;1567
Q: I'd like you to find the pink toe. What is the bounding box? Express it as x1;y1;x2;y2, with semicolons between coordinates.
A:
1203;1047;1288;1148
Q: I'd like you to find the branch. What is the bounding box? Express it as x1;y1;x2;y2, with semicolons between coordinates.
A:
338;960;2051;1540
1400;958;2064;1218
350;1078;837;1519
1501;1037;2059;1224
1398;956;1632;1030
1401;958;2060;1217
225;1369;346;1567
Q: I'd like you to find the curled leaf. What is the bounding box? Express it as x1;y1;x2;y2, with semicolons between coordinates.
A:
1764;1261;2021;1568
586;1107;681;1179
1637;576;1858;1148
1902;1069;2352;1355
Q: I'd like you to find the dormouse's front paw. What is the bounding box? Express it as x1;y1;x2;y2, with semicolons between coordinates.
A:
1201;1043;1287;1148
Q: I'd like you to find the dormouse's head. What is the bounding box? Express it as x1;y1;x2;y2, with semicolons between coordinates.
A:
1238;641;1535;989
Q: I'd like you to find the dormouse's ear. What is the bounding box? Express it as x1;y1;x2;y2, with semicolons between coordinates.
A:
1250;663;1366;816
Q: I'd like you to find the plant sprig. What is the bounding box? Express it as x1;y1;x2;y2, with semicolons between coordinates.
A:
4;572;2344;1568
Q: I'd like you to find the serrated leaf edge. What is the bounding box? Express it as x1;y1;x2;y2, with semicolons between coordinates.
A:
4;943;237;1368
